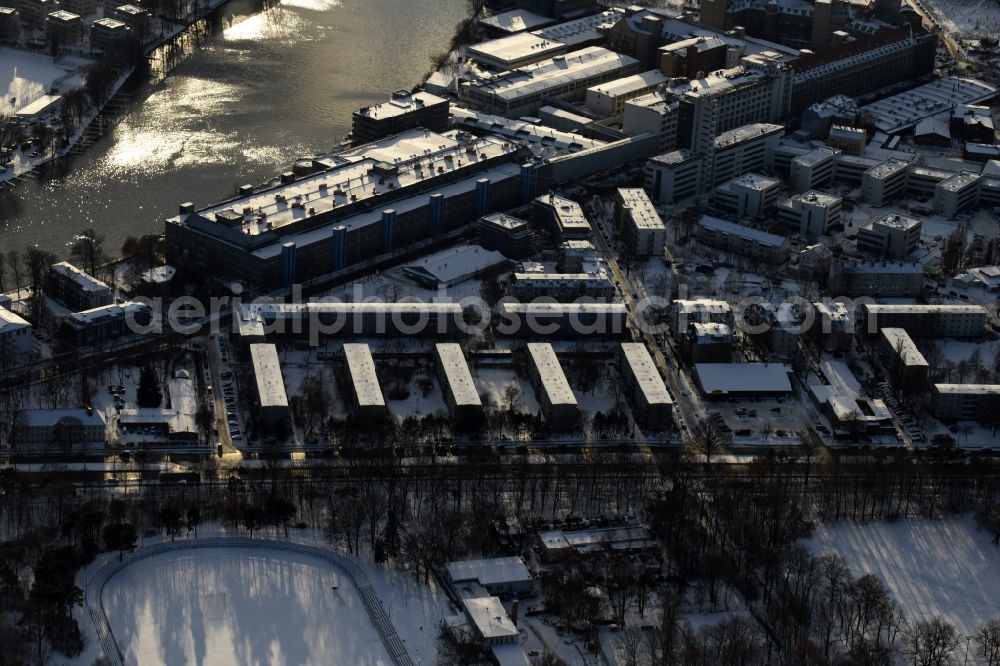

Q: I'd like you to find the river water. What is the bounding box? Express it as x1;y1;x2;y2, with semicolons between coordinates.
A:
0;0;470;257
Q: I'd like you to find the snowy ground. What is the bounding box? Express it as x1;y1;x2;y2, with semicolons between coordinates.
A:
67;525;451;666
909;0;1000;39
102;548;394;666
0;47;73;112
807;517;1000;642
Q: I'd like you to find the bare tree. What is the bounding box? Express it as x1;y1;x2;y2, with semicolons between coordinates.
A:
903;618;961;666
618;626;645;666
980;618;1000;666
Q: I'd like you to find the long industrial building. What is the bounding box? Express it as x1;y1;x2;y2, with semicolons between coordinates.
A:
435;343;483;426
342;343;388;424
619;343;673;430
166;130;533;287
459;47;641;117
526;343;578;430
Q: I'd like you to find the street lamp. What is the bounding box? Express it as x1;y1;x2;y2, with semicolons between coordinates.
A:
965;634;974;666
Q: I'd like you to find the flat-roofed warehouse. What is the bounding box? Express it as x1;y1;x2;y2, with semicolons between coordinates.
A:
465;31;568;70
619;343;673;430
445;556;533;597
435;343;483;427
342;343;387;425
460;46;641;118
694;363;793;399
526;343;578;430
249;343;290;432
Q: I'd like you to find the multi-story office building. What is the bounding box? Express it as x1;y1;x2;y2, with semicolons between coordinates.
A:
0;7;20;40
790;25;937;115
616;188;665;257
15;0;57;29
861;158;910;206
113;3;148;35
644;149;702;205
933;171;981;219
619;343;673;430
828;260;923;297
658;35;729;78
45;9;80;45
460;46;641;117
532;194;592;241
166;130;531;287
677;64;790;160
776;190;841;235
478;213;532;259
57;0;91;13
623;90;679;155
585;70;669;119
713;172;779;219
434;343;483;427
856;212;921;259
47;262;113;312
860;304;988;338
526;343;578;430
709;122;782;187
696;215;790;263
826;125;866;155
789;147;839;193
351;91;449;145
90;16;129;50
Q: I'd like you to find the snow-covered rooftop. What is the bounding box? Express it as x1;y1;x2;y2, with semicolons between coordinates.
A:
435;343;482;408
695;363;792;395
620;343;673;407
462;596;519;640
617;188;664;230
527;342;576;407
446;556;532;587
343;343;385;408
250;343;289;409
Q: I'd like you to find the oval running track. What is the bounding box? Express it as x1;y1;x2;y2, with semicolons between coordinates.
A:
84;537;416;666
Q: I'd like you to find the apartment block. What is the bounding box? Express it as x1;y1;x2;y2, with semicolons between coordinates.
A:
616;188;665;257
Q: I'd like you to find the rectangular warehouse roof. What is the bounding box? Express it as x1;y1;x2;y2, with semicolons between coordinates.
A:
695;363;792;396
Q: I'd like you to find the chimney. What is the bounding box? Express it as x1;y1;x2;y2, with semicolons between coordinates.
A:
511;599;519;627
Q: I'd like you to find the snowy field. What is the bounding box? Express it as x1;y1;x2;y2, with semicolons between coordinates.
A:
910;0;1000;39
101;548;395;666
807;518;1000;639
0;47;72;112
